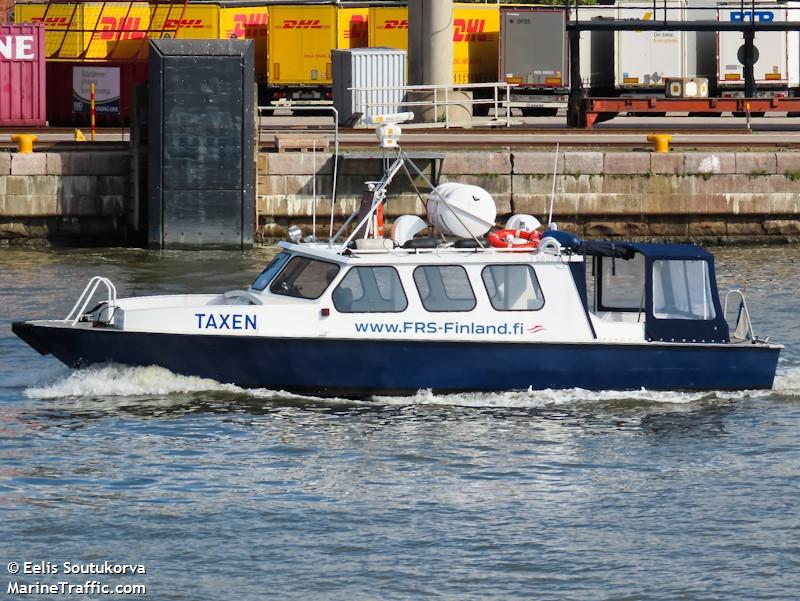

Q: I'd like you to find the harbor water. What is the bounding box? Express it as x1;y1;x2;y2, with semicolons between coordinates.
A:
0;246;798;599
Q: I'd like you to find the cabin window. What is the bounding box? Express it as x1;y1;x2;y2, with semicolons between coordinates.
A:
251;252;292;291
481;265;544;311
597;254;646;312
332;267;407;313
413;265;476;312
270;256;340;300
652;260;716;320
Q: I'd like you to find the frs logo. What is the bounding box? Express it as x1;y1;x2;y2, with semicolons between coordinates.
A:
453;19;489;42
381;19;408;30
227;13;268;38
281;19;322;29
99;17;145;40
164;19;205;30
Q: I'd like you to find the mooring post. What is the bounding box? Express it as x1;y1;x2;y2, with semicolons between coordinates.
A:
743;28;755;99
567;27;583;128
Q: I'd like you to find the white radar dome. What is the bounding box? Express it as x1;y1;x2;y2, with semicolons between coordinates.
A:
427;183;497;238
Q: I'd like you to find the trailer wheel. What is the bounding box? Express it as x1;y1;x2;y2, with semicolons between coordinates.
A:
473;104;491;117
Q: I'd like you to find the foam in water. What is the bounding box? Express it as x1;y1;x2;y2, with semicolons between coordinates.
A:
25;364;241;399
24;363;800;407
773;365;800;396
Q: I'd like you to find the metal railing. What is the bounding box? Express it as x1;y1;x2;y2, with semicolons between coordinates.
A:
65;276;117;326
349;82;517;128
256;105;340;238
724;289;754;340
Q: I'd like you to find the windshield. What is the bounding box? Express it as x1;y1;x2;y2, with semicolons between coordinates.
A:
251;252;291;291
652;259;716;320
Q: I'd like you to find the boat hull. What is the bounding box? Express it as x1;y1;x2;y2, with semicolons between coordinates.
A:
13;321;781;396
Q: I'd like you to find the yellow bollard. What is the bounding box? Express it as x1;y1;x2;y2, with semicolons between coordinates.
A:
646;133;672;153
11;134;37;153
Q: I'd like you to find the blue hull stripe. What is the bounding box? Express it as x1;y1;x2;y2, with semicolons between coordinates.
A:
13;323;780;396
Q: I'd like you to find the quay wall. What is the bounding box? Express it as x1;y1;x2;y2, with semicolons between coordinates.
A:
2;149;800;244
257;150;800;243
0;151;130;244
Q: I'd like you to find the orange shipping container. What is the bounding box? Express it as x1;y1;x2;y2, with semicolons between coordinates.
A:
1;0;13;25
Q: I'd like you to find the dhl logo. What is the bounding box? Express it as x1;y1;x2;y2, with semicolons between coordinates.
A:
380;19;408;30
99;17;145;40
281;19;322;29
453;19;491;43
226;13;268;38
343;14;367;39
164;19;205;30
30;16;69;28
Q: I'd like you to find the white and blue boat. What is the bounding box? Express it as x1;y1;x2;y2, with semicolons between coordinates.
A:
12;116;781;396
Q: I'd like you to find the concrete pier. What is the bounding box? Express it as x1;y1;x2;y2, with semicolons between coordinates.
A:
0;149;130;244
2;148;800;245
255;150;800;244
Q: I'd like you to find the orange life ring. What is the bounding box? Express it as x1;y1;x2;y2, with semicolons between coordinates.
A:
487;229;542;249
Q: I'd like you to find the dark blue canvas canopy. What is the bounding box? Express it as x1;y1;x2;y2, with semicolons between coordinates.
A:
585;241;729;344
626;243;714;260
579;241;713;261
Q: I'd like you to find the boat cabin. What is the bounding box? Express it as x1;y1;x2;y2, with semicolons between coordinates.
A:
233;240;730;345
581;242;729;344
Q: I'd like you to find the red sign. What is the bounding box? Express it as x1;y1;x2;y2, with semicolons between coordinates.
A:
164;19;206;30
228;13;269;38
30;17;69;28
381;19;408;30
453;19;488;43
99;17;145;41
281;19;322;30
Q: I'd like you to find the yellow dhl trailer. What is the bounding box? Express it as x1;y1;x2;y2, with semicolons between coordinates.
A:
267;4;368;103
15;1;153;60
368;3;500;85
16;2;267;72
219;4;269;79
151;3;269;77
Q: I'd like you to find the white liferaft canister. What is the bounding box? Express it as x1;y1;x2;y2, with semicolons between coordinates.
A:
427;183;497;238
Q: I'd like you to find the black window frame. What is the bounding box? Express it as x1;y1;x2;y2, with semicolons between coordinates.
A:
269;256;341;301
332;266;408;314
251;251;292;292
481;264;546;312
412;265;477;313
595;254;647;313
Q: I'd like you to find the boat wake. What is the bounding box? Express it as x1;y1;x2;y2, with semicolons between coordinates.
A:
24;364;241;399
21;363;800;407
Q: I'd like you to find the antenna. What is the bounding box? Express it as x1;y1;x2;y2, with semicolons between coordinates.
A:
547;143;559;228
